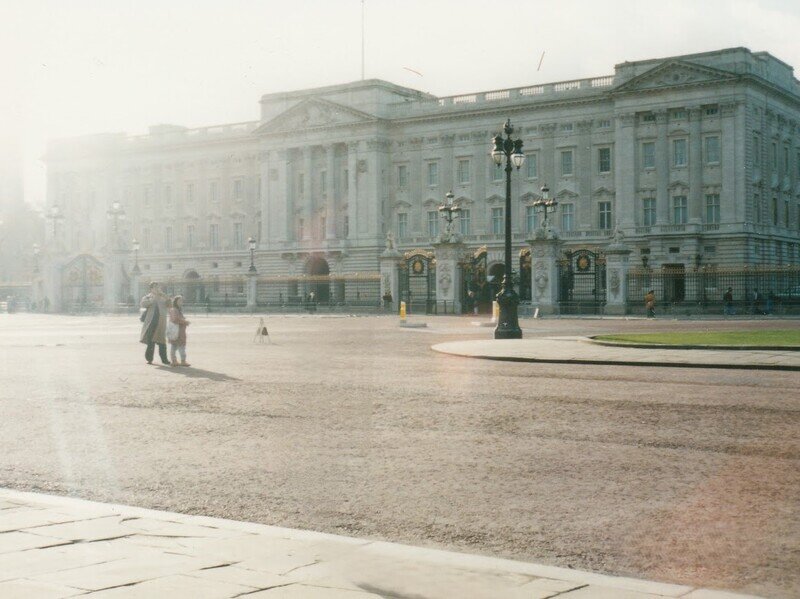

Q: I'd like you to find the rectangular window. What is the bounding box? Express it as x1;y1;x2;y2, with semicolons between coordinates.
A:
672;195;688;224
186;183;194;203
642;113;656;123
597;119;611;129
560;150;573;176
164;184;173;206
525;153;538;179
755;194;761;224
673;139;687;167
492;162;503;182
233;178;243;200
234;222;244;248
427;211;439;237
643;198;656;226
397;165;408;188
598;148;611;174
320;170;327;195
598;201;612;230
319;216;326;238
753;136;761;167
705;106;719;116
343;215;350;238
298;174;304;198
397;213;408;238
560;123;573;133
186;225;195;250
784;200;790;226
427;162;439;186
526;205;538;232
164;226;173;251
784;146;789;172
209;181;218;203
343;169;349;193
705;194;720;224
773;197;778;225
491;207;504;235
459;209;471;235
772;143;777;170
297;218;304;240
457;159;470;185
209;224;220;249
561;204;574;231
642;142;655;169
705;136;720;164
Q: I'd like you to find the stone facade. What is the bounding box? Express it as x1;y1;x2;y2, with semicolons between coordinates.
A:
40;47;800;310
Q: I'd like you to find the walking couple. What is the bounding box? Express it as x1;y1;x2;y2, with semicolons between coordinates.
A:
139;282;191;367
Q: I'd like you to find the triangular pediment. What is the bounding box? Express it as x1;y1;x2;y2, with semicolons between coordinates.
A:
254;98;377;135
519;191;541;203
485;194;504;204
615;60;737;94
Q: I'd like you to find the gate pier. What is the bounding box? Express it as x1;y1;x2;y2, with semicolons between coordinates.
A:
433;240;465;314
604;231;632;315
529;234;562;316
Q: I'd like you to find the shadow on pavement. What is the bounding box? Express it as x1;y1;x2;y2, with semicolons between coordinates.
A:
155;365;240;382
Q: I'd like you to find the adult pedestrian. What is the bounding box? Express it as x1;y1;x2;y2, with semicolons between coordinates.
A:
140;281;171;365
751;288;761;315
168;295;191;367
644;289;656;318
723;286;734;316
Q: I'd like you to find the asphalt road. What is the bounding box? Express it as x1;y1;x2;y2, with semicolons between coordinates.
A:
0;313;798;598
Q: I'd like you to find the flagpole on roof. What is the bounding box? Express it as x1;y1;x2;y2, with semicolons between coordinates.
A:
361;0;365;80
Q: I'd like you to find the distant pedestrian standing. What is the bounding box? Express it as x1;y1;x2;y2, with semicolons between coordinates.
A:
723;286;735;316
168;295;191;367
645;289;656;318
140;282;171;365
751;288;761;315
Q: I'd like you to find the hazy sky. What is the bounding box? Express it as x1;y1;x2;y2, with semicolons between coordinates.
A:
2;0;800;205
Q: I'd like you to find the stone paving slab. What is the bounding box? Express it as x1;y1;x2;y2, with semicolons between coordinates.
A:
0;488;767;598
431;337;800;370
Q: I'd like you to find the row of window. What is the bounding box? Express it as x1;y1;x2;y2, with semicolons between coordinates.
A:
138;222;255;252
295;216;350;240
395;202;611;238
124;178;257;208
752;135;800;177
753;195;800;229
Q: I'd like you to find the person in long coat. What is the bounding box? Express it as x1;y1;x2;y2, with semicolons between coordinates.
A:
140;282;171;365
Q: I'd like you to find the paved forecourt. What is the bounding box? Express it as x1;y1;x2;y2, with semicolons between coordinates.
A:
0;488;765;599
431;337;800;370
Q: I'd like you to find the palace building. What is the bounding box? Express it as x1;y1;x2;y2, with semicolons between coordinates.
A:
39;47;800;312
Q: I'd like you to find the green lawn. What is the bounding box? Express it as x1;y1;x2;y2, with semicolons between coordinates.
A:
595;330;800;347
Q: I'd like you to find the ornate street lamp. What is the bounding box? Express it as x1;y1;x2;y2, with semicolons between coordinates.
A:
438;190;461;241
131;238;141;275
533;184;558;231
107;200;127;250
47;205;65;238
248;237;257;273
490;119;525;339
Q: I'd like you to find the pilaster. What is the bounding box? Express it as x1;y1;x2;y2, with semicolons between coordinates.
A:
433;239;465;313
529;235;562;315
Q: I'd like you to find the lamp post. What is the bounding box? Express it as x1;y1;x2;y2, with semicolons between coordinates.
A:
107;200;126;249
131;238;141;275
533;184;558;231
47;205;65;242
491;119;525;339
438;190;461;241
33;244;40;274
248;237;257;273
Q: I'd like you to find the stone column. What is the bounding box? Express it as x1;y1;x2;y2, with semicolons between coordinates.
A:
347;141;359;242
615;112;636;231
529;233;562;315
325;144;337;239
432;239;465;314
604;232;633;315
303;147;313;239
688;107;703;224
259;151;271;249
655;109;670;226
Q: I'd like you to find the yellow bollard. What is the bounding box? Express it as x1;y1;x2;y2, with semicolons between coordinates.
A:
399;301;407;322
492;300;499;323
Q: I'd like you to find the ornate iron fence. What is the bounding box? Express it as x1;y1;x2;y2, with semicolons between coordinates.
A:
256;273;382;309
627;265;800;315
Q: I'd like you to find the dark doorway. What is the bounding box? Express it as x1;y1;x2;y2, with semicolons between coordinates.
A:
307;256;330;303
183;270;204;306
